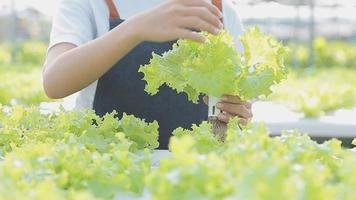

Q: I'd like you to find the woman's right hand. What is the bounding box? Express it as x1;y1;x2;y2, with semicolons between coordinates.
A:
126;0;224;43
43;0;223;99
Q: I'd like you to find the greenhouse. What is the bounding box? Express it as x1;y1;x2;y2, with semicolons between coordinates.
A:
0;0;356;199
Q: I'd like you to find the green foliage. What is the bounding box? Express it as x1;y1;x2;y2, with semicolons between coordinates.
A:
0;41;48;106
139;28;288;102
0;107;355;199
271;37;356;116
148;119;356;200
0;43;11;65
172;122;221;154
0;106;159;199
287;37;356;68
118;113;160;150
269;67;356;117
0;64;50;105
1;33;356;200
16;41;47;65
0;41;47;65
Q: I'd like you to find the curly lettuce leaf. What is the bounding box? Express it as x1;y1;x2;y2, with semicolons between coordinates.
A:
238;68;275;99
239;27;288;99
139;27;288;102
118;113;159;150
139;40;200;102
172;121;221;154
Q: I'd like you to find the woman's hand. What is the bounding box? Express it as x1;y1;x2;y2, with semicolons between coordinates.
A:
216;95;253;125
204;95;253;125
43;0;223;99
126;0;224;43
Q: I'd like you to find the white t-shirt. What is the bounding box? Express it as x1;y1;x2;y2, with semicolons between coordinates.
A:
49;0;244;110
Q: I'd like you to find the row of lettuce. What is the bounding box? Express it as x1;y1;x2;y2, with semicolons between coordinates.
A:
1;65;356;117
0;42;49;105
287;37;356;69
268;67;356;117
2;38;356;68
1;39;356;117
0;106;355;199
0;42;47;65
0;65;50;106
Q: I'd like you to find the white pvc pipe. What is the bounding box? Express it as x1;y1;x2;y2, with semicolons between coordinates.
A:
208;96;221;117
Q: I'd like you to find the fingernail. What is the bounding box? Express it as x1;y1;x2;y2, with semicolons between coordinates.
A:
219;22;224;29
216;103;223;109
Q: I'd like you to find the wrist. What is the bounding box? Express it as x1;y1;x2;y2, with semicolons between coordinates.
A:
121;16;145;44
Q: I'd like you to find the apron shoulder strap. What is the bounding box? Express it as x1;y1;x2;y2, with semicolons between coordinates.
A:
105;0;120;19
212;0;223;24
212;0;223;12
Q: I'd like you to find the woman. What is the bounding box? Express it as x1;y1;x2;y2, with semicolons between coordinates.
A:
43;0;253;149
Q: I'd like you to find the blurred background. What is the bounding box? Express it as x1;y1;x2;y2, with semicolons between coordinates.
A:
1;0;356;142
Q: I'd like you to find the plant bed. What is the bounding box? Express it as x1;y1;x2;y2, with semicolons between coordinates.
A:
1;106;356;200
253;101;356;146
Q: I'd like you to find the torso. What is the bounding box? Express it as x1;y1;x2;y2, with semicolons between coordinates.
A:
93;5;210;148
68;0;244;110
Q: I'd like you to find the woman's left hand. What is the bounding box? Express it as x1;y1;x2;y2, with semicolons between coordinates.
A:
204;95;253;125
217;95;253;125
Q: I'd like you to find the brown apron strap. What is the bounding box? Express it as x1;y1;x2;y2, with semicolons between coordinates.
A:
105;0;120;19
212;0;223;24
212;0;223;12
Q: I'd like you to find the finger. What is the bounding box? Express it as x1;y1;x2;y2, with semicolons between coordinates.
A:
216;102;253;119
220;95;243;104
179;16;220;35
244;101;252;109
221;95;252;109
236;114;252;122
221;96;252;109
218;113;249;126
184;0;223;19
218;112;230;123
182;7;223;30
176;29;206;43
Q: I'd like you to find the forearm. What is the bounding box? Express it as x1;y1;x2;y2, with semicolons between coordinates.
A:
43;20;140;99
44;0;223;99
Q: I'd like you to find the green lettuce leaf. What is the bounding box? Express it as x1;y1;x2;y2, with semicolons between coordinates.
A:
139;27;288;102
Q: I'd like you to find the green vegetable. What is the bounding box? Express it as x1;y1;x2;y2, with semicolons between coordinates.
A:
2;30;356;200
286;37;356;69
139;27;288;102
269;67;356;117
0;107;356;199
147;118;356;200
0;106;157;199
0;65;50;106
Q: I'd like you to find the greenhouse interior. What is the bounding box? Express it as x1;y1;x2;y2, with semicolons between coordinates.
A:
0;0;356;199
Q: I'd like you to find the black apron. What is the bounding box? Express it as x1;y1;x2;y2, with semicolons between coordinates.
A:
93;18;208;149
